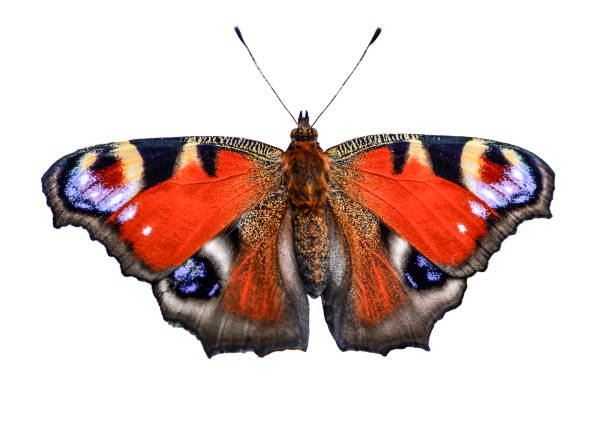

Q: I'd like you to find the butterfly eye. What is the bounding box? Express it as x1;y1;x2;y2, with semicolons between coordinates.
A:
170;256;221;299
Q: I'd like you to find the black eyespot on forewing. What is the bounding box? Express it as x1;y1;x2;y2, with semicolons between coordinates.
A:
403;249;448;291
169;255;222;299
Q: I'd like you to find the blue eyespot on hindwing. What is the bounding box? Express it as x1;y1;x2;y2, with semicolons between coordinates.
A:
404;250;448;291
169;256;221;299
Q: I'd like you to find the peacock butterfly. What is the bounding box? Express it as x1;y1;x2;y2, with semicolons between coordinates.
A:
42;28;554;356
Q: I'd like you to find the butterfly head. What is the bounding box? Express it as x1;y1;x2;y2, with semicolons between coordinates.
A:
291;111;318;141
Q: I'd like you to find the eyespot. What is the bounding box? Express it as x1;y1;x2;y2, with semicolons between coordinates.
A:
170;256;221;299
404;251;448;291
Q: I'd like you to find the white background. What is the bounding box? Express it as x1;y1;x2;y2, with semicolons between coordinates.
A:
1;1;610;435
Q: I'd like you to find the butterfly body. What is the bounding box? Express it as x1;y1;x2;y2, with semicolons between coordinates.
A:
282;111;331;296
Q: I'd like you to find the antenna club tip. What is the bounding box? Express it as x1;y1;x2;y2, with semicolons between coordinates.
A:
369;27;382;46
234;26;246;45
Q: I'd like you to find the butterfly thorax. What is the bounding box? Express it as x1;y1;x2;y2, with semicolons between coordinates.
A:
282;112;330;296
283;121;328;209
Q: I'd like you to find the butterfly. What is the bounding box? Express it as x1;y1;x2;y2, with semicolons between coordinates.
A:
42;28;554;357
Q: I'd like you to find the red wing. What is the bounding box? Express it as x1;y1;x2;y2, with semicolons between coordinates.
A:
108;148;266;271
334;144;495;269
328;134;553;275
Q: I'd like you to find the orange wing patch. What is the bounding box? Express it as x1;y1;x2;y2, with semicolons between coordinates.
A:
108;147;271;271
340;143;497;268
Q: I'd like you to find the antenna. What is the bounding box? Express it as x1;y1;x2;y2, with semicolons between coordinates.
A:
312;27;382;127
234;27;298;125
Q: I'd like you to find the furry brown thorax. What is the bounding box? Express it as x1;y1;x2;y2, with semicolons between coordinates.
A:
282;111;329;210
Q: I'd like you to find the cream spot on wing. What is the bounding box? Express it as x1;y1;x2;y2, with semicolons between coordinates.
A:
114;141;144;186
79;152;98;170
176;137;203;171
109;193;124;206
201;235;235;279
461;138;488;180
482;189;497;201
408;139;432;168
469;200;489;219
502;148;522;166
512;166;524;181
117;204;138;223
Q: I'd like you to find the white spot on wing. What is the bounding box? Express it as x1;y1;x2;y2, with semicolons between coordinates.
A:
457;223;467;234
202;236;234;278
117;204;137;223
109;193;124;206
142;226;152;236
482;189;497;201
386;232;411;272
469;200;489;219
512;167;524;181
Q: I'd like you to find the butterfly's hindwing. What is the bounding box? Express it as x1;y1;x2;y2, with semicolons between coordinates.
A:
323;192;467;353
153;194;309;357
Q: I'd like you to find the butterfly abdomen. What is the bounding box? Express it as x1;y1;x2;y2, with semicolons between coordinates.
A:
292;208;330;297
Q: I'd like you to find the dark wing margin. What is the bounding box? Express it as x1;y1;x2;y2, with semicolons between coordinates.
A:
322;133;554;354
42;136;309;357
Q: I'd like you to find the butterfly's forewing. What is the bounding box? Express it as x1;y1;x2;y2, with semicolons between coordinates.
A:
43;137;308;356
328;134;554;275
324;134;553;353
